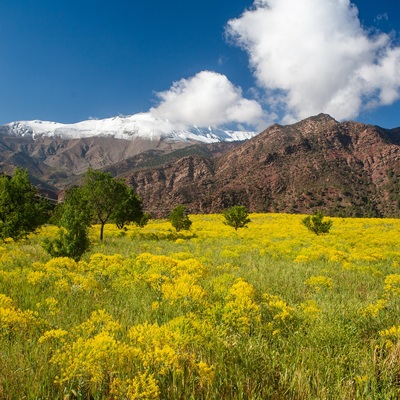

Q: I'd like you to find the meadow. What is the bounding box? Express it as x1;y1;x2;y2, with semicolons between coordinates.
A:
1;213;400;399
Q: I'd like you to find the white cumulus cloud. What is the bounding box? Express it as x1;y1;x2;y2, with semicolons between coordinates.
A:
150;71;267;129
227;0;400;122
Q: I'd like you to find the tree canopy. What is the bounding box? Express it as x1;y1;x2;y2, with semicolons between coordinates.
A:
112;186;144;230
169;205;192;232
0;168;48;240
82;169;144;240
223;205;251;231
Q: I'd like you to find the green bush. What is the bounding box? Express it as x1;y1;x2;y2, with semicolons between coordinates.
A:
302;211;333;235
43;187;91;260
223;205;251;231
169;205;192;232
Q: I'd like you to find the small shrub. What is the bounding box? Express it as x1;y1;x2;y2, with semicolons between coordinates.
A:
43;226;90;261
302;211;333;235
43;187;91;260
223;205;251;231
169;205;192;232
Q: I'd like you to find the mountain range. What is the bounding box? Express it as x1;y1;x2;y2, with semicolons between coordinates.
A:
0;114;253;194
0;113;399;217
0;113;255;143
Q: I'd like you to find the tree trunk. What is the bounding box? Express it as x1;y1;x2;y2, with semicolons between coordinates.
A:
100;223;105;241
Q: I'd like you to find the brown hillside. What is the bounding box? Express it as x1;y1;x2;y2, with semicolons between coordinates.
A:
127;114;400;217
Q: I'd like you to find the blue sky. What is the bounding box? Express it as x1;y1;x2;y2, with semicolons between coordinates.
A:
1;0;399;130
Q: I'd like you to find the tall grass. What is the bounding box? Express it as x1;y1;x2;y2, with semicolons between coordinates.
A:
1;213;400;398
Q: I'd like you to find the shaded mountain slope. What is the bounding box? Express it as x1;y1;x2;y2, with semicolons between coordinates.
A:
0;134;210;190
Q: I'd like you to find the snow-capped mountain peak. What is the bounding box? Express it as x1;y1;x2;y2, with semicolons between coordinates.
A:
0;113;257;143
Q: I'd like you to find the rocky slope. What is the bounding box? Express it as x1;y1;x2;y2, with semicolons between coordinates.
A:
126;114;400;217
0;133;200;189
0;114;255;191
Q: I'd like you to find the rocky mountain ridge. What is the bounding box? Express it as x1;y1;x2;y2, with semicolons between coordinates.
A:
0;113;254;191
126;114;400;217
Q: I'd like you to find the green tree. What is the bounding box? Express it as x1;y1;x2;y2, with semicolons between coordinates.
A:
223;205;251;231
112;186;144;229
169;205;192;232
83;169;143;241
43;186;91;260
83;169;127;241
302;211;333;235
0;168;48;240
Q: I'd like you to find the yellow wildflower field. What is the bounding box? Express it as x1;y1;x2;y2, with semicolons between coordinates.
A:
1;213;400;399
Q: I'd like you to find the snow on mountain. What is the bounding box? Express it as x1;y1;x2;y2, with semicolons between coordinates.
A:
0;113;257;143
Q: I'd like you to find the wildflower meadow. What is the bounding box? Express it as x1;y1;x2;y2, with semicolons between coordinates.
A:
1;213;400;399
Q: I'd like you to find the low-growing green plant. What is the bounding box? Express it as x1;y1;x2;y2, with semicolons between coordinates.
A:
302;210;333;235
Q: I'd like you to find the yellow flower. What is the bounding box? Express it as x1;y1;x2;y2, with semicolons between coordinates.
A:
294;255;309;263
73;309;122;338
26;270;46;285
196;361;215;387
110;372;160;400
220;249;239;258
384;274;400;298
0;305;42;336
304;275;333;292
299;300;321;319
171;258;207;279
52;332;131;385
0;293;14;308
55;278;70;292
263;293;295;322
161;273;206;307
38;328;68;344
227;278;256;300
362;299;387;318
381;325;400;337
221;279;261;335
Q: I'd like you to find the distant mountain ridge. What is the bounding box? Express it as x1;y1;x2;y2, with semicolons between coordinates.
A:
1;113;399;218
0;113;256;143
0;113;253;191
